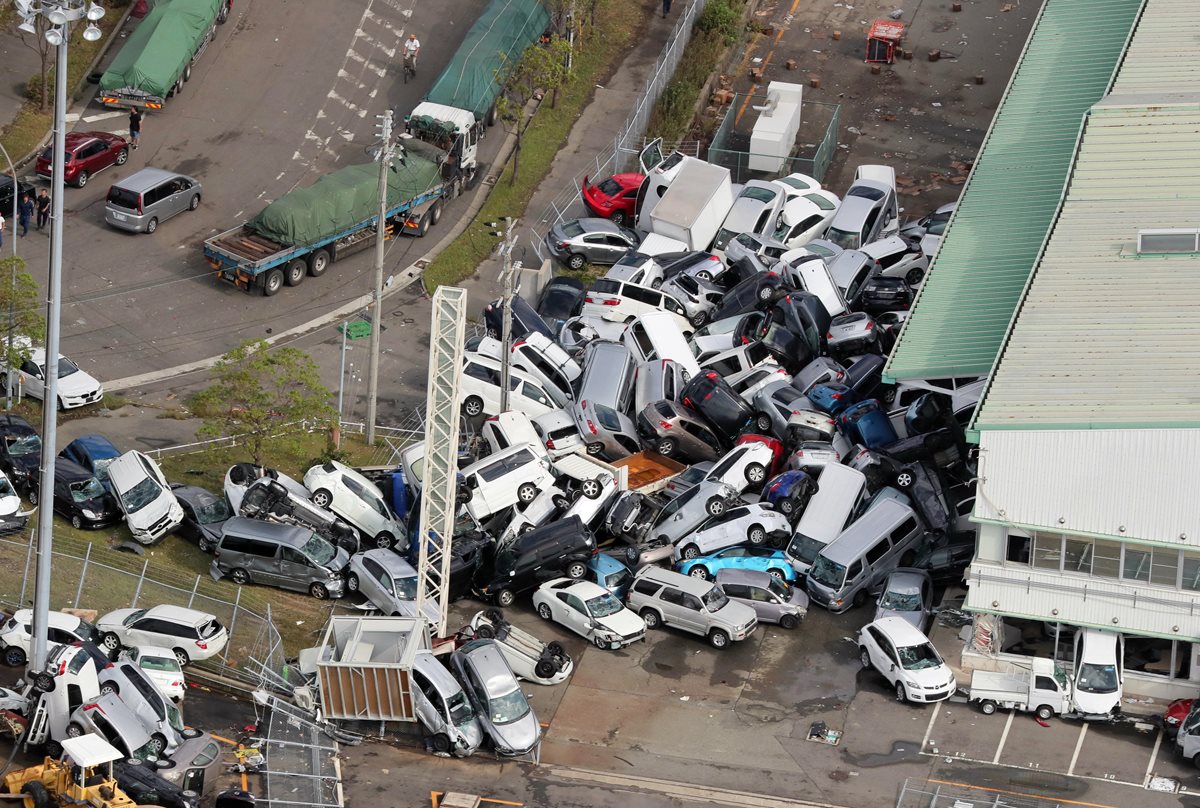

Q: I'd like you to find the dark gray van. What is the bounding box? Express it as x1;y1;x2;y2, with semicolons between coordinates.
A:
210;517;348;599
105;168;202;234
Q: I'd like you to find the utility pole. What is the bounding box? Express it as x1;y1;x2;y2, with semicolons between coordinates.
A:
366;110;394;446
485;218;518;412
0;140;19;411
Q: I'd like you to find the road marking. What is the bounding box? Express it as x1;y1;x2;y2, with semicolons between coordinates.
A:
992;709;1015;764
539;765;847;808
65;113;81;123
920;701;940;752
1142;728;1163;786
927;779;1122;808
81;111;124;123
1068;722;1088;775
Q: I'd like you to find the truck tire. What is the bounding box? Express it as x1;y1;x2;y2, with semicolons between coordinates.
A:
21;780;52;808
263;269;285;296
1035;705;1054;720
979;700;997;715
184;63;192;82
218;0;230;23
284;258;306;287
487;103;498;126
307;249;331;277
415;213;430;237
430;200;444;225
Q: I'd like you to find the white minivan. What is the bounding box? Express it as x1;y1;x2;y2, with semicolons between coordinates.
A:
779;250;847;318
460;445;556;523
621;311;701;376
784;463;867;576
460;353;558;420
579;278;693;334
108;450;183;545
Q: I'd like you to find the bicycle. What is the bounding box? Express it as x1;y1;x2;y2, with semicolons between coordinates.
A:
403;53;417;83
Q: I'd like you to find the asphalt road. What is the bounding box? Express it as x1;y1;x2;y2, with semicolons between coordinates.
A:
12;0;490;383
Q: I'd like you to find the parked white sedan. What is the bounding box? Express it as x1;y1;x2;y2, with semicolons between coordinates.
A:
702;442;776;493
304;460;406;550
533;578;646;650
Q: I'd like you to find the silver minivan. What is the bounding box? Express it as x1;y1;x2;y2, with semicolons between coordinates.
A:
211;517;349;600
805;498;924;613
785;463;868;577
571;340;640;458
105;167;202;234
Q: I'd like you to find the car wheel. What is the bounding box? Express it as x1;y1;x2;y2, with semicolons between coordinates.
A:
27;489;38;506
1193;752;1200;771
33;672;55;693
115;148;128;166
346;573;360;593
3;646;25;667
757;285;774;301
474;622;497;639
690;311;709;328
695;270;712;282
656;438;675;457
682;544;700;561
534;659;557;679
102;632;122;651
979;700;997;716
905;267;924;286
374;532;395;550
610;210;627;226
639;609;660;629
70;514;83;530
744;463;766;484
705;497;726;517
778;498;794;516
537;603;553;620
1035;705;1054;721
147;734;168;757
65;723;85;739
75;170;89;188
895;681;907;703
755;413;773;434
709;629;730;649
173;648;190;667
767;568;786;580
309;582;330;600
495;589;515;608
517;483;538;503
566;561;587;579
780;613;799;630
431;733;452;754
581;478;602;499
625;544;639;564
262;268;285;296
42;741;62;759
592;634;610;649
688;565;710;580
230;568;251;585
651;278;663;289
100;682;119;697
859;647;871;669
747;525;766;545
189;194;201;211
198;536;212;553
895;470;914;489
311;488;333;508
567;254;586;271
284;258;306;287
852;589;867;608
462;396;484;418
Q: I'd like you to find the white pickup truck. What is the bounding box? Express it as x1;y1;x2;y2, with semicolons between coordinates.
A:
968;657;1072;720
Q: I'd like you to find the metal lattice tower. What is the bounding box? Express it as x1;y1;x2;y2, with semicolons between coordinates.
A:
414;286;466;638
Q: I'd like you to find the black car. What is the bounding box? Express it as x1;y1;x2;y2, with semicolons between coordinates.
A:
31;458;120;530
482;295;555;341
859;272;914;314
474;516;596;607
842;354;886;399
0;176;36;220
59;433;121;494
172;484;233;552
711;271;793;321
679;370;756;437
114;757;200;808
536;276;586;334
911;531;976;585
407;504;492;601
0;414;41;493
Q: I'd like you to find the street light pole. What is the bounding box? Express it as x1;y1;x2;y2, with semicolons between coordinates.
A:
365;111;393;446
485;218;518;412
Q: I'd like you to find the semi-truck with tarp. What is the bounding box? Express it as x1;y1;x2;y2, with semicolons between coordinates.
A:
404;0;549;189
202;142;450;296
98;0;232;110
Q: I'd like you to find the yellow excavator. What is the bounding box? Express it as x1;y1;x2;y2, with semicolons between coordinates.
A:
1;735;141;808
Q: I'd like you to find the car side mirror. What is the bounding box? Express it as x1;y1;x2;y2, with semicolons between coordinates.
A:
890;663;897;672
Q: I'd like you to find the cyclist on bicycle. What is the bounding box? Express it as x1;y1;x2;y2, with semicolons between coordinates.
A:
403;33;421;76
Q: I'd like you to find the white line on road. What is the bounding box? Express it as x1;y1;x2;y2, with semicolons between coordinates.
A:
1068;722;1088;775
275;172;285;181
1143;727;1163;786
65;113;81;123
81;111;124;123
993;710;1015;764
540;765;848;808
920;701;940;752
233;211;243;219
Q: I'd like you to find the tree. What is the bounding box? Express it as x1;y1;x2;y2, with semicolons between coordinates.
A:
192;340;335;466
10;11;55;112
0;255;47;376
495;37;572;185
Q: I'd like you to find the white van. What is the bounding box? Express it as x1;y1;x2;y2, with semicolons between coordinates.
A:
481;412;548;460
108;450;183;545
621;312;702;377
779;250;847;318
579;278;693;334
460;353;558;420
511;332;581;404
460;445;555;522
785;464;868;576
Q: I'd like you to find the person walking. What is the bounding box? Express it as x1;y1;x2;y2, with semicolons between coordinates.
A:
0;212;5;250
129;107;142;149
35;189;50;231
17;194;32;238
662;0;671;17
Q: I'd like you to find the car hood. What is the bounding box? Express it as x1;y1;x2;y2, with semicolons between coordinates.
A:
596;609;644;637
98;608;138;633
904;664;955;691
485;707;541;756
1072;686;1121;716
0;492;19;518
58;370;102;397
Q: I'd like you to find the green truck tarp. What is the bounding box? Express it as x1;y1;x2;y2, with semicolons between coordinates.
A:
99;0;221;99
247;156;442;248
424;0;550;120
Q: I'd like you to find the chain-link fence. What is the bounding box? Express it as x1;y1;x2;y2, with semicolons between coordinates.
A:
895;779;1073;808
707;95;841;184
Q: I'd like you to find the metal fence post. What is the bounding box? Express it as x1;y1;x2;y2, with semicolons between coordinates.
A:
74;543;92;607
224;587;242;665
187;575;201;609
18;533;34;607
131;559;149;607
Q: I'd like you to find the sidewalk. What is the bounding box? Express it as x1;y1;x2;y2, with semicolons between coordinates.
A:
0;27;41;142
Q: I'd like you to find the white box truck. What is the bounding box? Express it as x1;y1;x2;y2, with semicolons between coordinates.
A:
647;160;736;252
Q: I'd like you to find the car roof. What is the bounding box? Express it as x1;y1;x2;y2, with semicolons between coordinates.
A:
413;650;465;693
883;569;929;594
143;604;213;626
11;609;82;629
0;414;36;435
588;553;626;574
548;578;608;599
575;217;621;233
172;484;221;505
636;565;714;596
869;615;931;646
66;434;119;457
361;548;417;577
223;515;312;544
460;640;519;693
112;167;191;193
56;458;96;483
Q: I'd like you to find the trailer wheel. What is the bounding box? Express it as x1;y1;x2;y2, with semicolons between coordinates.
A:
487;103;498;126
430;200;444;225
183;63;192;82
979;700;997;715
218;1;230;23
1035;705;1054;721
415;213;430;238
307;249;331;277
284;258;306;287
263;268;285;296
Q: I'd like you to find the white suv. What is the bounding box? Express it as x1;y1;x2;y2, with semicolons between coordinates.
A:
304;460;406;550
460;353;557;420
858;616;956;704
108;450;183;545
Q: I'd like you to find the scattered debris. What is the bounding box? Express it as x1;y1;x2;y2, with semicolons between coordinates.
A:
808;721;842;746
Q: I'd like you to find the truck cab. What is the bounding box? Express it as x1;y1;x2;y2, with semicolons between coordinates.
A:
406;102;481;188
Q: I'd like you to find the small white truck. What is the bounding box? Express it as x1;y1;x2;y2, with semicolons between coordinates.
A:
648;159;736;252
968;657;1072;720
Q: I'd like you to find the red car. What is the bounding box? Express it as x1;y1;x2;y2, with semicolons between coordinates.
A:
581;172;644;226
1164;698;1194;737
36;131;130;188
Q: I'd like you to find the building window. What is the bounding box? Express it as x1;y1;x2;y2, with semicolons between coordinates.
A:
1093;540;1121;579
1032;533;1062;571
1063;538;1092;574
1006;533;1031;564
1182;554;1200;592
1123;547;1151;583
1126;638;1192;681
1005;530;1200;594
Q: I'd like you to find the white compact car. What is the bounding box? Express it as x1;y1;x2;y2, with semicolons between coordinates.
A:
7;342;104;410
0;608;101;667
119;645;187;702
858;616;957;704
108;450;183;545
98;604;228;666
533;578;646;650
672;504;792;561
702;442;776;494
304;460;406;550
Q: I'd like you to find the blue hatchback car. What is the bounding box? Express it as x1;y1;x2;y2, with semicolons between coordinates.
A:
676;546;798;582
587;553;634;599
762;470;817;519
58;434;120;493
838;399;898;449
806;383;857;415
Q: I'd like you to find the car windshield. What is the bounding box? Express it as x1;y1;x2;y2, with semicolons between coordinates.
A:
825;227;858;250
787;533;825;565
1076;662;1119;694
7;434;40;457
604;569;632;590
541;289;578;319
301;533;337;565
808;555;846;588
120;477;162;513
0;476;14;498
898;642;942;671
586;592;624;618
122;609;148;627
57;357;81;379
194;497;232;524
489;688;530;725
139;655;181;673
91;457;116;481
75;621;100;642
880;591;921;611
448;690;475;725
767;576;791;600
69;478;105;503
702;586;728;611
713;228;736;250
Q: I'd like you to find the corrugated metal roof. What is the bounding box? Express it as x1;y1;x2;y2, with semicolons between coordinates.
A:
975;429;1200;546
883;0;1143;382
1109;0;1198;94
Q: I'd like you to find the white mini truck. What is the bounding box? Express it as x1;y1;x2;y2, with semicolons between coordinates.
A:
968;657;1072;720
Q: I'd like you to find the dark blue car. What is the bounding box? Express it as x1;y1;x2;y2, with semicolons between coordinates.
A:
838;400;898;448
762;470;817;518
806;383;857;416
59;434;120;493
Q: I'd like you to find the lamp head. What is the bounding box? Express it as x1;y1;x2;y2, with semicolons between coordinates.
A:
44;26;64;45
82;23;101;41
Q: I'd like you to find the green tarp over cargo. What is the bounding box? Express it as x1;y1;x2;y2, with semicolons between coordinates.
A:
424;0;550;120
99;0;223;99
247;156;442;248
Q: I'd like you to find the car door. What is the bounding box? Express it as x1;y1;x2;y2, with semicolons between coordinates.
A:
19;357;44;400
747;584;780;622
164;179;190;219
127;616;171;648
358;556;389;611
410;668;443;735
555;591;589;637
341;476;381;535
277;547;316;594
865;625;891;676
675;591;706;634
52;477;72;520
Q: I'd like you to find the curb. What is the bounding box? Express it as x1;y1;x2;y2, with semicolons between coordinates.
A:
105;126;521;393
